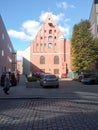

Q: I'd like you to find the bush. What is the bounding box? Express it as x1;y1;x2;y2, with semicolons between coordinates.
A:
27;76;38;82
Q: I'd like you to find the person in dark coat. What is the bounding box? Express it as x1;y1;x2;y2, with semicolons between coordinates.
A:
3;73;10;95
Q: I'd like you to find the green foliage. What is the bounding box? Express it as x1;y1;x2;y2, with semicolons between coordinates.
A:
27;76;38;82
71;20;98;72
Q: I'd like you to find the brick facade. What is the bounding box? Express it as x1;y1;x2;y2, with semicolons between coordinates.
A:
30;14;71;78
0;15;16;76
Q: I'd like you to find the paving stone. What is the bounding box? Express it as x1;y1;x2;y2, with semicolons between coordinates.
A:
0;99;98;129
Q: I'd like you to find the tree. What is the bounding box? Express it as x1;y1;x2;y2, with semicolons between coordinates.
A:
71;20;98;72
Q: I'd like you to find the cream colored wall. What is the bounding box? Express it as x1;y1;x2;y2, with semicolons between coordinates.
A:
23;46;30;75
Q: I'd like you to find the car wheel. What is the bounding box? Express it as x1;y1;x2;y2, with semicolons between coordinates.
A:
56;85;59;88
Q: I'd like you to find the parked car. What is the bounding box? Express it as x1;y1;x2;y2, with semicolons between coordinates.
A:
0;72;17;86
61;73;67;78
81;74;98;85
78;72;92;82
40;74;59;88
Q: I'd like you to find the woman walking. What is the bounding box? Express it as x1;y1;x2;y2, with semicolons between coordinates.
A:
3;73;10;95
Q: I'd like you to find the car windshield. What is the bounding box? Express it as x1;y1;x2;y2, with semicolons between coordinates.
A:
45;75;56;79
85;74;96;78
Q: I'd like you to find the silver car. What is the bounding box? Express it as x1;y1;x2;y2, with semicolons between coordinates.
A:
40;74;59;88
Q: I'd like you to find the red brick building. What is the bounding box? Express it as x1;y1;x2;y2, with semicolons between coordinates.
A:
30;14;71;78
0;15;16;76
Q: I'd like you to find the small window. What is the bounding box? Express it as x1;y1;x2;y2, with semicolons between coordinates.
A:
41;37;43;39
8;44;12;52
44;43;46;46
44;30;46;33
48;36;52;42
54;69;59;74
40;56;45;64
49;30;52;34
54;30;56;33
48;43;52;48
2;33;4;40
54;36;56;39
2;50;4;56
54;56;59;64
40;43;42;46
54;43;56;46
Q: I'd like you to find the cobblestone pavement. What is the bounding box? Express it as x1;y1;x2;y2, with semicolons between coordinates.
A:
0;98;98;130
0;75;98;129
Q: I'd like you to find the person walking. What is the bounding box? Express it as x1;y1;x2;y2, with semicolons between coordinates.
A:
3;73;10;95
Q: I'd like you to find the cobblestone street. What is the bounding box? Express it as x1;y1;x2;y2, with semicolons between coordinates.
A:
0;75;98;130
0;98;98;130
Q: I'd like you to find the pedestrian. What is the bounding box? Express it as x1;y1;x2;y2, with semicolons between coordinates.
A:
3;73;10;95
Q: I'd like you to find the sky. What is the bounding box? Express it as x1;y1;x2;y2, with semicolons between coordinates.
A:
0;0;93;59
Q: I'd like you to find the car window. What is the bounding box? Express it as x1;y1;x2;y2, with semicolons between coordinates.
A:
45;75;56;78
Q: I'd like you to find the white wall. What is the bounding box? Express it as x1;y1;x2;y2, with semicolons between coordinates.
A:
22;46;30;75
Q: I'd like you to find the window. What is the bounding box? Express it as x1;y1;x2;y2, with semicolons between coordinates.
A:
48;36;52;42
54;56;59;64
48;43;52;48
40;43;42;46
54;43;56;46
41;37;43;39
40;56;45;64
2;33;4;40
8;44;12;52
2;50;4;56
44;43;46;46
54;36;56;39
54;69;59;74
49;30;52;34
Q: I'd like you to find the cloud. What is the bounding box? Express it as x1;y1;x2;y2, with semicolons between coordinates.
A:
8;30;32;41
59;24;70;36
39;11;64;23
8;11;70;42
22;20;41;35
56;1;75;10
8;20;41;41
17;50;23;60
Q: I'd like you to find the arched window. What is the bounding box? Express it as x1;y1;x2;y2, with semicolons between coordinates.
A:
49;30;52;34
48;36;52;42
54;56;59;64
48;43;52;48
40;56;45;64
